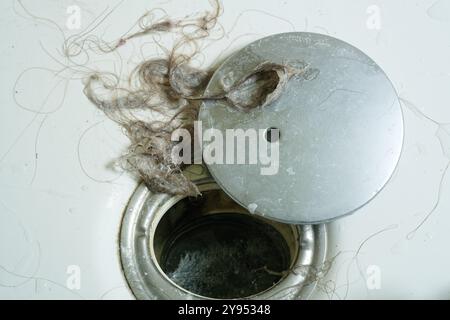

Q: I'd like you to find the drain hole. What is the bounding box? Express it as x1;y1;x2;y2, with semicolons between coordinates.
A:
153;192;293;299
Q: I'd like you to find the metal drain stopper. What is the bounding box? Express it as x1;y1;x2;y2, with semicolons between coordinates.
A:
199;32;403;224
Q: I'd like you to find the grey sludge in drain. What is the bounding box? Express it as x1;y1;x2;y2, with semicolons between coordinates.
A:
160;213;290;299
120;171;328;300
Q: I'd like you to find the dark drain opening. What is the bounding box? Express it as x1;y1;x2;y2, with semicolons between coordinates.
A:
152;190;295;299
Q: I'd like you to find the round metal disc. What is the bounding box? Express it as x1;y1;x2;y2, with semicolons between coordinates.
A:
199;32;403;224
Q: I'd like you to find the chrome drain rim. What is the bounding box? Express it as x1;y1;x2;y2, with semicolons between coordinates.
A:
120;170;327;300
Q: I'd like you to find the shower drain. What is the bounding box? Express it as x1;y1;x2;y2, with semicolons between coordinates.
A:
119;166;327;300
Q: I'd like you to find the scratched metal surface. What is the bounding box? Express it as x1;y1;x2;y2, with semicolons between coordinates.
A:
200;32;403;224
0;0;450;299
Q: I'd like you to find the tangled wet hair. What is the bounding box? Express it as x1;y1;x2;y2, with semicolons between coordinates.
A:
81;0;305;196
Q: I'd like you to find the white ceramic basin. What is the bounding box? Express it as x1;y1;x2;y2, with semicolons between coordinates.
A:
1;0;449;299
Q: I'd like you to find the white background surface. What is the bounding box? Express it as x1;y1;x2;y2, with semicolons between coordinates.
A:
0;0;449;299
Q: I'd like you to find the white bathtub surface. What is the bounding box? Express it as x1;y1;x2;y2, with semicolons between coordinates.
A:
1;0;449;299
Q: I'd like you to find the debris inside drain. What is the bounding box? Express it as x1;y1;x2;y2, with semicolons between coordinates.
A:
158;213;291;299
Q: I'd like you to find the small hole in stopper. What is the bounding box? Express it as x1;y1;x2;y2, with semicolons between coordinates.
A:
265;127;280;143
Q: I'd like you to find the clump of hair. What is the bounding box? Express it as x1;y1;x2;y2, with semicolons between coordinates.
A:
80;0;305;196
